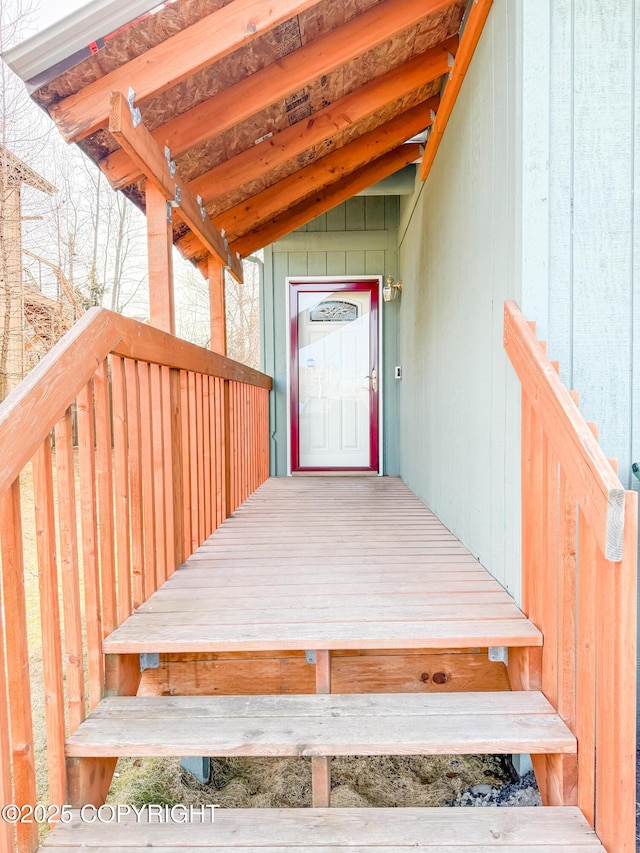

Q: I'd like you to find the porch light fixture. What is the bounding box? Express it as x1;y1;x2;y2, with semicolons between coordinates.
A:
383;275;403;302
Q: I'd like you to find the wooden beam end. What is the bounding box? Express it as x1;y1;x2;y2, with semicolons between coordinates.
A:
108;90;127;134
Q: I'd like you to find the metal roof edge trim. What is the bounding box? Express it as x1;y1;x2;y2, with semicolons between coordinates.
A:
2;0;162;87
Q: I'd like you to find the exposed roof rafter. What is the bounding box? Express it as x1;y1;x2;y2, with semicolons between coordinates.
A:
188;38;457;206
109;90;243;282
100;0;458;191
8;0;492;271
217;98;438;244
49;0;327;143
230;143;422;257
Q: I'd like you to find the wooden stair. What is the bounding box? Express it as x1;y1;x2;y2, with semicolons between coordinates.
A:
44;479;604;852
44;807;605;851
65;692;576;757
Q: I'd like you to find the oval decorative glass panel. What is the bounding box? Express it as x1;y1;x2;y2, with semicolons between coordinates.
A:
310;300;358;322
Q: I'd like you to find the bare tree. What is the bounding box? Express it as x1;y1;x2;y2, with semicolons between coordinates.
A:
225;257;261;369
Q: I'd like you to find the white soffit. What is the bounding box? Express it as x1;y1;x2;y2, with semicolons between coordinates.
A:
2;0;166;87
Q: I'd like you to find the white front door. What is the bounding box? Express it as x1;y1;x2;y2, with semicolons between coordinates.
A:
290;280;379;472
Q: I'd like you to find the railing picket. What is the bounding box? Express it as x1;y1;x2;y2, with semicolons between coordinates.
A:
94;359;117;637
138;362;157;599
195;372;205;545
214;376;225;526
125;359;145;608
242;384;249;500
76;382;104;708
575;510;597;826
179;369;191;561
541;436;559;708
150;363;167;587
54;409;85;735
168;368;184;570
526;412;544;629
32;438;66;807
0;612;16;851
161;366;176;576
520;393;533;616
188;372;199;550
202;373;212;538
111;355;132;623
0;478;38;853
557;469;577;731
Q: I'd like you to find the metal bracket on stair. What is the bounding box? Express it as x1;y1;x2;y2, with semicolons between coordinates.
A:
488;646;509;665
305;650;316;664
180;756;210;785
139;653;160;672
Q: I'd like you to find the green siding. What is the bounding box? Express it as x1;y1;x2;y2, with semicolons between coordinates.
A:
396;0;521;601
262;197;401;476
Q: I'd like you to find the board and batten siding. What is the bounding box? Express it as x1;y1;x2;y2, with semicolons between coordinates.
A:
517;0;640;720
261;196;401;477
396;0;522;600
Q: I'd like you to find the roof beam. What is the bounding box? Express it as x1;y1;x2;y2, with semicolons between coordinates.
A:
176;98;438;259
188;38;457;206
49;0;326;143
108;90;243;283
230;144;421;258
100;0;458;190
207;98;438;247
420;0;494;181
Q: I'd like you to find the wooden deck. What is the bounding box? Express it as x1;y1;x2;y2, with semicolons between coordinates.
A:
104;477;540;654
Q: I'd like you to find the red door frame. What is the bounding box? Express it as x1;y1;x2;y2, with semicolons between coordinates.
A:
289;279;380;473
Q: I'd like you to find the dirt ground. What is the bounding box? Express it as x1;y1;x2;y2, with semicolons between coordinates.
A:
108;754;513;810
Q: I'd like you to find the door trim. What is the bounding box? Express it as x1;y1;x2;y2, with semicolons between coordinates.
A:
286;276;382;475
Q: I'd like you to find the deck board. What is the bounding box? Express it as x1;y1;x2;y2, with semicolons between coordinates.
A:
43;807;604;850
104;478;540;653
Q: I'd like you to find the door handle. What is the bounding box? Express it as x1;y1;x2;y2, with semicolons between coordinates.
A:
364;368;378;392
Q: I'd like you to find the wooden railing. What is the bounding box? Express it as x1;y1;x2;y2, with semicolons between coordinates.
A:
504;301;637;853
0;308;271;853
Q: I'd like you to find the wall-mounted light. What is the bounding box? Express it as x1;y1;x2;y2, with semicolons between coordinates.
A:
383;275;403;302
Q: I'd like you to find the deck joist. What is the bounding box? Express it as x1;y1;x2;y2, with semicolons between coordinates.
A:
104;478;540;654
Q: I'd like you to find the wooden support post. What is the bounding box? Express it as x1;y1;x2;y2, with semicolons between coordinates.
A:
208;254;227;355
66;654;142;808
146;182;175;334
506;646;542;692
312;650;331;808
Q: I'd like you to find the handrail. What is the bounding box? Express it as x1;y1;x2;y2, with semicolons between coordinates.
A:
0;307;271;500
503;301;624;561
504;299;637;853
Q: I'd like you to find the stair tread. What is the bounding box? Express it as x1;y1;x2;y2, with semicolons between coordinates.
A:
42;806;605;850
103;617;542;653
66;692;576;757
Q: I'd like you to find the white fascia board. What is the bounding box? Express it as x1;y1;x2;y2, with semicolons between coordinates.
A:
2;0;163;88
